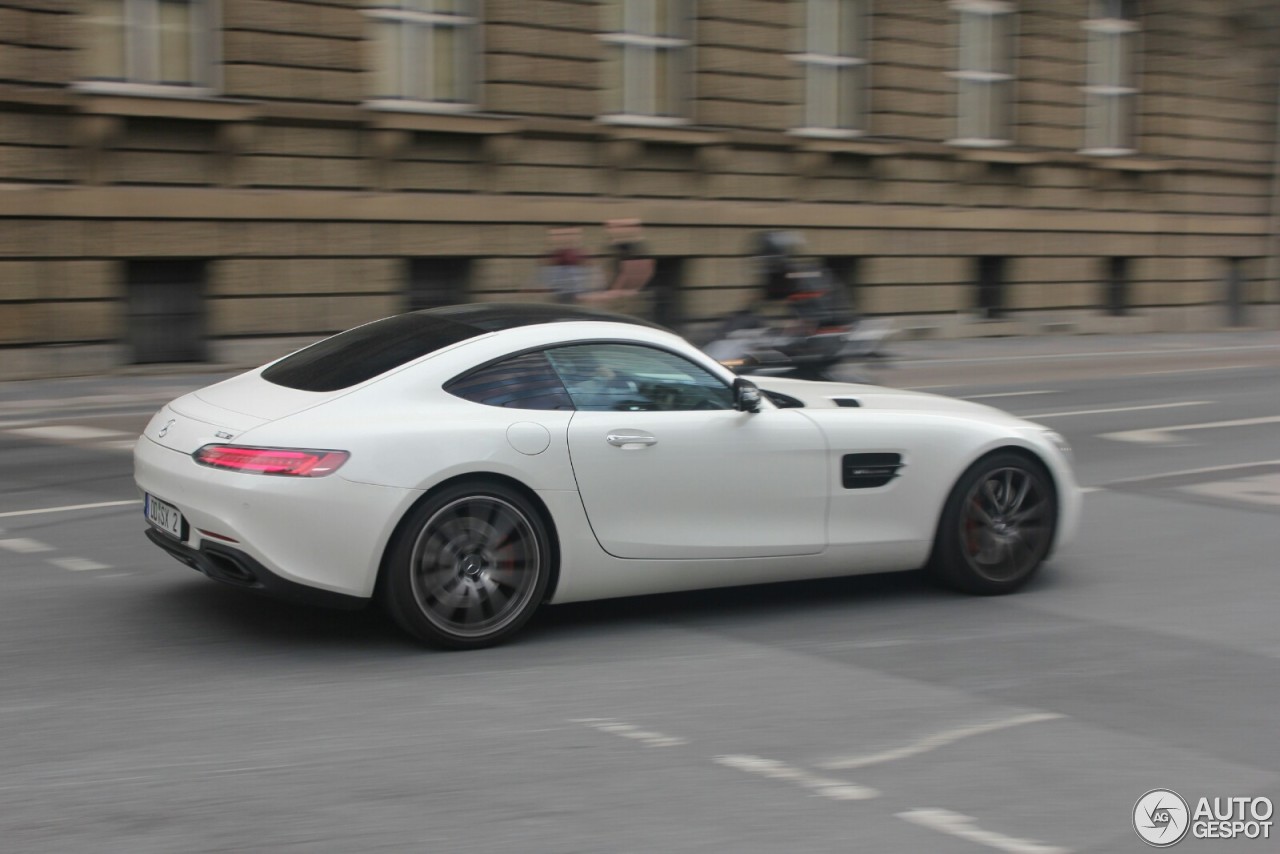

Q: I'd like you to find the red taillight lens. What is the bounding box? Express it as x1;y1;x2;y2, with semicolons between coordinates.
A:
193;445;349;477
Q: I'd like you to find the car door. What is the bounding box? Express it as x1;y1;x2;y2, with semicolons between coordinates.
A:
550;342;828;560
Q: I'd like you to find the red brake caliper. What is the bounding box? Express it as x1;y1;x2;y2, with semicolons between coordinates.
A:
965;496;983;556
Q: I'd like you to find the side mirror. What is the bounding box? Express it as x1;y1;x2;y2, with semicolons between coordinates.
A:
733;377;762;413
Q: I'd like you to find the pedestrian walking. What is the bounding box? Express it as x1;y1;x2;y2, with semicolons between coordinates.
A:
538;227;593;303
579;218;654;306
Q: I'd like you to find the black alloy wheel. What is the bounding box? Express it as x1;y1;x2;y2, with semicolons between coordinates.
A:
383;482;551;649
929;452;1058;594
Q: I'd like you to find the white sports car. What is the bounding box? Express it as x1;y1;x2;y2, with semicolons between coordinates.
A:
135;303;1081;648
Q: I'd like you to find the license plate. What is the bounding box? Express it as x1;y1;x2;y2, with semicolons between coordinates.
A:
144;493;185;540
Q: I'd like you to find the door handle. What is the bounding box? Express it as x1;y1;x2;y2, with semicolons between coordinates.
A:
606;433;658;448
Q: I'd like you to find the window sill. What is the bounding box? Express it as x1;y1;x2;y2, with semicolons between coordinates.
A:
1078;147;1137;158
73;80;218;99
70;83;257;122
788;127;866;141
946;137;1013;149
597;114;692;129
364;98;479;116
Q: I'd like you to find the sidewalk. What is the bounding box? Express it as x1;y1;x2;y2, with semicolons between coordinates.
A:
851;330;1280;388
1;330;1278;416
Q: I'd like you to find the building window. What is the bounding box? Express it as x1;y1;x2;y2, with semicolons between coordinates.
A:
366;1;480;108
126;260;208;363
1104;256;1129;316
407;257;472;310
83;0;217;89
949;0;1015;146
1082;0;1138;155
975;255;1006;319
824;256;860;311
791;0;870;135
599;0;694;124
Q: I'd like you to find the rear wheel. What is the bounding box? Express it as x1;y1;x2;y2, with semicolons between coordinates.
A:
929;452;1058;595
382;482;551;649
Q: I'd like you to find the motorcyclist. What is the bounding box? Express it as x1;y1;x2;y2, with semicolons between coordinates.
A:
749;231;851;332
703;231;867;379
752;230;806;303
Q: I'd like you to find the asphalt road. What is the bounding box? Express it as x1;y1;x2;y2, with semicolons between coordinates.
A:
2;332;1279;853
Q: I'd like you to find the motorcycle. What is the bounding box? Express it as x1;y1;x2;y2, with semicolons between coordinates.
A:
702;275;895;382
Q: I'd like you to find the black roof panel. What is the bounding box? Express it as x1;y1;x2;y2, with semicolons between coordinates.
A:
262;302;662;392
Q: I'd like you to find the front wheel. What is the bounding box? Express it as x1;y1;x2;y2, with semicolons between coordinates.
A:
382;482;551;649
928;452;1058;595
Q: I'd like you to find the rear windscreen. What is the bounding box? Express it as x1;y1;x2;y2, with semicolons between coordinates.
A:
261;313;481;392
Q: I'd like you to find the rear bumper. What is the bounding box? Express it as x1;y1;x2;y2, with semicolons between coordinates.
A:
135;434;416;598
145;527;367;610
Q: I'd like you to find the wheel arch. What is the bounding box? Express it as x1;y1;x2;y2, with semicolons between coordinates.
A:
374;471;563;605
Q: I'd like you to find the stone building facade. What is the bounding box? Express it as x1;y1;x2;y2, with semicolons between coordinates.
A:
0;0;1277;378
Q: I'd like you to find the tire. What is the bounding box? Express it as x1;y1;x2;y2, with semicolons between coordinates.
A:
381;482;552;649
928;452;1058;595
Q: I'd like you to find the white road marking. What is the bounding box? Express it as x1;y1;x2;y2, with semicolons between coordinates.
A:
896;343;1280;366
98;439;139;452
1100;429;1180;445
0;500;141;519
570;718;687;747
1182;474;1280;507
1104;459;1280;485
47;557;111;572
963;390;1055;400
1124;364;1260;377
1101;415;1280;445
1018;401;1210;419
0;390;183;412
0;537;55;554
714;755;879;801
8;425;131;441
821;712;1066;771
897;808;1071;854
1079;487;1105;494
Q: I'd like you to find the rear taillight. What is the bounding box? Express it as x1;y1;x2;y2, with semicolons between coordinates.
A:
193;445;349;477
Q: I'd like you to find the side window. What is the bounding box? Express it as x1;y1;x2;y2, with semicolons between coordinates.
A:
546;343;734;412
445;351;573;410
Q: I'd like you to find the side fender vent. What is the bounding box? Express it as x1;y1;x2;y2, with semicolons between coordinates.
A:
832;398;861;408
842;453;903;489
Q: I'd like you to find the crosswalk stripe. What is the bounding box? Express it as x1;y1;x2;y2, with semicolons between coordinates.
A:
0;538;55;554
8;425;131;441
48;557;112;572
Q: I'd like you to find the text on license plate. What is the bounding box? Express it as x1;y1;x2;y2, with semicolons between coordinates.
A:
145;493;184;539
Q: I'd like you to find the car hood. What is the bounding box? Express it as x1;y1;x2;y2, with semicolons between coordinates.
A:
752;377;1030;424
